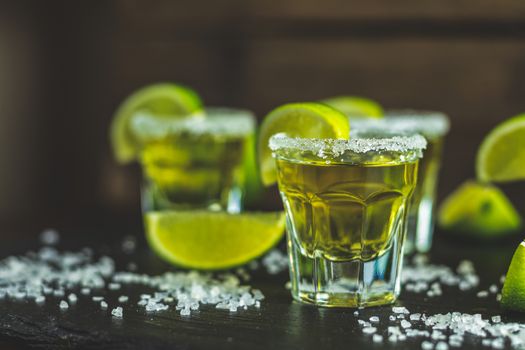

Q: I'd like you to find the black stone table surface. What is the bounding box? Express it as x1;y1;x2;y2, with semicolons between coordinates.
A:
0;225;523;350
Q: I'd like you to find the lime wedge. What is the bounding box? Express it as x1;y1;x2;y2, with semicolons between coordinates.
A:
257;102;350;186
437;180;521;237
110;83;203;164
501;241;525;312
145;211;286;270
321;96;383;118
476;113;525;183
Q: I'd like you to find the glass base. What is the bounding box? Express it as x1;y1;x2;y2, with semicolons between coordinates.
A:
287;234;403;308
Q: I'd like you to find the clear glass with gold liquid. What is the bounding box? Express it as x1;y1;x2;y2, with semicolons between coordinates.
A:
351;111;449;254
133;108;255;213
270;133;426;307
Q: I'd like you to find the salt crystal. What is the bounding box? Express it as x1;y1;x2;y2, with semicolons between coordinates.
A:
401;320;412;328
353;311;359;316
388;335;398;343
372;334;383;343
68;293;77;304
53;289;65;297
421;340;433;350
111;307;123;318
118;296;129;303
489;284;498;293
492;315;501;323
410;313;421;321
100;301;108;310
92;296;104;302
180;308;191;316
393;306;410;314
491;338;504;349
362;327;377;334
121;236;136;254
262;249;289;274
369;316;380;323
40;229;59;245
81;288;90;295
496;294;502;301
476;291;488;298
435;341;448;350
389;315;396;321
108;283;121;290
35;295;45;304
59;300;69;310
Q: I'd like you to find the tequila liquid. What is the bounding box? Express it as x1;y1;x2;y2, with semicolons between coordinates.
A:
141;134;247;212
276;157;418;307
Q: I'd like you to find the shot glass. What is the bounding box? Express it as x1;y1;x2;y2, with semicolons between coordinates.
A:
134;107;256;214
351;111;450;254
270;133;427;307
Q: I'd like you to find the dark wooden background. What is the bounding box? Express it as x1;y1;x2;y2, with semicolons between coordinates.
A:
1;0;525;234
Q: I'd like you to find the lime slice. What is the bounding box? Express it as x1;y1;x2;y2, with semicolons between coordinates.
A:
145;211;286;270
321;96;383;118
501;241;525;312
110;83;203;164
476;113;525;182
437;180;521;237
257;102;350;186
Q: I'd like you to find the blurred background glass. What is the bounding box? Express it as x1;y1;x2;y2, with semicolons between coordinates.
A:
1;0;525;234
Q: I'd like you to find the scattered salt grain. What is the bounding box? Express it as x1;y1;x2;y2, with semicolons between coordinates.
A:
118;296;129;303
393;306;410;314
477;290;489;298
121;236;136;254
180;308;191;316
40;229;60;245
35;296;45;304
68;293;77;304
372;334;383;343
59;300;68;310
92;296;104;302
370;316;380;323
108;283;121;291
492;316;502;323
353;311;359;316
261;249;288;274
53;289;65;297
100;301;108;310
362;327;377;334
410;314;421;321
421;340;433;350
489;284;499;294
435;341;448;350
81;288;90;295
401;320;412;329
111;307;123;318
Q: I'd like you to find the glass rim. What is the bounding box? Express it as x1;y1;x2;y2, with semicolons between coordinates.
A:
131;106;255;140
269;133;427;160
350;109;450;138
